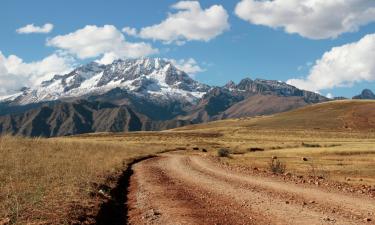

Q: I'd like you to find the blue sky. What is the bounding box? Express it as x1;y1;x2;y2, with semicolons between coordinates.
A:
1;0;375;98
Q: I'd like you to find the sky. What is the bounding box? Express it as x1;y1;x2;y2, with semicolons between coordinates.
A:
1;0;375;98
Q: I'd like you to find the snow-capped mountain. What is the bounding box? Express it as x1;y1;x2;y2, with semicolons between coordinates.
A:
4;58;210;105
0;58;331;137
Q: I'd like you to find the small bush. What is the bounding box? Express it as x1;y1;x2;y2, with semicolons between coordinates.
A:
217;148;230;157
302;142;321;148
248;147;264;152
268;158;286;174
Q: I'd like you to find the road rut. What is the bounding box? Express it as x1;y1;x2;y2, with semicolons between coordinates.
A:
127;153;375;225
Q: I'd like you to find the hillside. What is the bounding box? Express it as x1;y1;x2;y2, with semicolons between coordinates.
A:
175;100;375;132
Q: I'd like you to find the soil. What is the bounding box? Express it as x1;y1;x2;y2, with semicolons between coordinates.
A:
127;152;375;225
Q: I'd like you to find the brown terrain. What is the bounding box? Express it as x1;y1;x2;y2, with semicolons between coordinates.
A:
127;152;375;225
1;100;375;225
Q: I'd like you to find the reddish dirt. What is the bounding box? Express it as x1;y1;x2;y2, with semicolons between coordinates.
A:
127;153;375;225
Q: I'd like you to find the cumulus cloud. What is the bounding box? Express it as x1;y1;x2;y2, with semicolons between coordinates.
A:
16;23;54;34
287;33;375;92
235;0;375;39
0;51;73;95
47;25;158;62
134;1;229;44
169;58;205;76
122;27;138;36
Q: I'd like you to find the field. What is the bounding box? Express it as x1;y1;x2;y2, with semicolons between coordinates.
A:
0;136;170;224
1;100;375;224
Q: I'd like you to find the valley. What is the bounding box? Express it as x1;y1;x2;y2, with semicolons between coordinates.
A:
1;100;375;224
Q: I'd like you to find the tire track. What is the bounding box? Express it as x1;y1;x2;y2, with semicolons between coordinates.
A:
127;154;375;225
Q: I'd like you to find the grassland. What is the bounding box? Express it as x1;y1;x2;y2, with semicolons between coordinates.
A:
0;136;172;224
1;100;375;224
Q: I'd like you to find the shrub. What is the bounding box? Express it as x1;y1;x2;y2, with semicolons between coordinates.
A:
268;158;286;174
248;147;264;152
217;148;230;157
302;142;321;148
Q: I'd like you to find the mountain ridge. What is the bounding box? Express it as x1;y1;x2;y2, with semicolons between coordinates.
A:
0;58;332;137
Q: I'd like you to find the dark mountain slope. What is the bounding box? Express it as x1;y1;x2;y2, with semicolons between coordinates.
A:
353;89;375;100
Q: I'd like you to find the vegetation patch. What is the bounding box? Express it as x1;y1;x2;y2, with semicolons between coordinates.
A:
268;158;286;174
302;142;322;148
248;147;264;152
217;149;230;157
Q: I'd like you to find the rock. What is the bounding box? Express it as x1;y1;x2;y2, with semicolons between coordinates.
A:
364;218;372;222
0;218;10;225
323;217;335;222
302;157;308;161
284;172;292;176
272;156;278;159
285;201;290;204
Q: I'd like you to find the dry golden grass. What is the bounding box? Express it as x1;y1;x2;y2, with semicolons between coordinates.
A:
0;135;170;224
170;100;375;186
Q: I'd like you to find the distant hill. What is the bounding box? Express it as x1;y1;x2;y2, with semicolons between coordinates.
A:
175;100;375;132
353;89;375;100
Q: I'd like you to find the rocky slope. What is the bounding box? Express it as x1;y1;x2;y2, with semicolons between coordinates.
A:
176;79;327;123
0;100;192;137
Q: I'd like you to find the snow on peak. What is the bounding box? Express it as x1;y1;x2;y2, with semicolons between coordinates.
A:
8;58;210;105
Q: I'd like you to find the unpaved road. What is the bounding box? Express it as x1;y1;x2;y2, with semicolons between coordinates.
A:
127;153;375;225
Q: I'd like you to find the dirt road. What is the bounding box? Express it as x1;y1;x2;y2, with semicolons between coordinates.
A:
127;153;375;225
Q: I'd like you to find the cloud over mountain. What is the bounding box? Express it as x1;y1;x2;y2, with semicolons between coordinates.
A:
287;33;375;91
0;52;73;95
47;25;158;63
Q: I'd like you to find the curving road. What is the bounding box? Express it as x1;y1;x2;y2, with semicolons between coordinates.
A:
127;153;375;225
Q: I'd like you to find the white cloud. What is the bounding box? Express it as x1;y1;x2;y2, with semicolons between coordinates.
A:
168;58;205;76
135;1;229;44
122;27;138;36
0;51;73;95
16;23;54;34
47;25;158;62
287;33;375;92
235;0;375;39
326;93;334;99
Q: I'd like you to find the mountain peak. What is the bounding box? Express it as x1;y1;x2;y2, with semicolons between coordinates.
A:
353;89;375;99
7;57;209;105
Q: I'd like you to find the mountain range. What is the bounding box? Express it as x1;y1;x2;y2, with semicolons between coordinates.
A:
0;58;372;137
